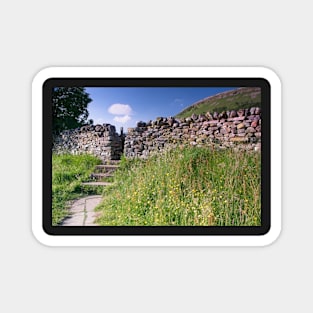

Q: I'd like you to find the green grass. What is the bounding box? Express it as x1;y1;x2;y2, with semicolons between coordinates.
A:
52;153;102;225
176;88;261;119
96;147;261;226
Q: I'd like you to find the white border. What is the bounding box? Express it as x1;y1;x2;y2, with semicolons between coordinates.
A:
32;67;281;246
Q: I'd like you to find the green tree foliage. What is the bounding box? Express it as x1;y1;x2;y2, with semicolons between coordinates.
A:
52;87;93;135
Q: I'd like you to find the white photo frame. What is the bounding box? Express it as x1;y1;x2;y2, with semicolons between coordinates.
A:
32;66;281;246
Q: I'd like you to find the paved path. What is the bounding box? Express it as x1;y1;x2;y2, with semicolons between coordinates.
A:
61;160;119;226
61;195;102;226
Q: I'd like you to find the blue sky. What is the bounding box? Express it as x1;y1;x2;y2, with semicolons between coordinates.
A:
85;87;237;131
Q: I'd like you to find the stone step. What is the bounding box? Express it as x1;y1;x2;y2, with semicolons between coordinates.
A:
95;164;119;170
91;173;113;179
82;181;113;186
102;160;121;165
94;165;120;173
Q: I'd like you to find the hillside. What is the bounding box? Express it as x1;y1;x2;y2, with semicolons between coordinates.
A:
175;87;261;119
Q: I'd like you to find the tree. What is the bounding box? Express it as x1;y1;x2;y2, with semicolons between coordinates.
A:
52;87;92;135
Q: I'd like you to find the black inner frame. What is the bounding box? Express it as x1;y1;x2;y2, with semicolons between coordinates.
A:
43;78;270;236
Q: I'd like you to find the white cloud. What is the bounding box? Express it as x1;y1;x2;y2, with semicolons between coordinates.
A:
113;115;131;124
108;103;133;115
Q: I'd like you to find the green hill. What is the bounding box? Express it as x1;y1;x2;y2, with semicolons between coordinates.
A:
175;87;261;119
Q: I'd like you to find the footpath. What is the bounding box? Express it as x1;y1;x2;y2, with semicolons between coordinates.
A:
60;160;120;226
61;195;103;226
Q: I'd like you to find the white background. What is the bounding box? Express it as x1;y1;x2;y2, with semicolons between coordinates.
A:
0;0;311;312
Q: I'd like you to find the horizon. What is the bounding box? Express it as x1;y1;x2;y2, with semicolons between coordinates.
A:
85;87;238;131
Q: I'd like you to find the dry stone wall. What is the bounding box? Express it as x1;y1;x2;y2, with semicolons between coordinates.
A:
53;107;262;161
53;124;124;161
124;107;261;158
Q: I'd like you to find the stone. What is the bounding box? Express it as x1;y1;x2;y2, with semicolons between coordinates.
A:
247;115;256;120
205;112;213;120
251;120;258;128
180;123;188;127
191;113;198;121
185;117;192;124
198;114;206;122
208;120;219;126
167;118;175;126
237;123;245;129
108;125;116;133
218;111;227;119
228;116;245;122
235;134;248;139
237;109;245;117
229;110;237;118
80;125;90;132
137;121;146;127
94;125;103;132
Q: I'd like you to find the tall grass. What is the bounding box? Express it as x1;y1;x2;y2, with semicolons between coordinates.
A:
96;147;261;226
52;153;102;225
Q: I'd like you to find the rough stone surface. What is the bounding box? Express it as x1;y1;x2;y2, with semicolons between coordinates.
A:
53;108;262;160
53;123;125;162
124;107;262;158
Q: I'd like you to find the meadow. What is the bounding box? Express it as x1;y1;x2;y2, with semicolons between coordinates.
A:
96;146;261;226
